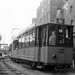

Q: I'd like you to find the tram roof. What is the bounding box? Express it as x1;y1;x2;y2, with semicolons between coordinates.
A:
14;22;73;39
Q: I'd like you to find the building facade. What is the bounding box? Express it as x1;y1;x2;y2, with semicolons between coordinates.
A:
36;0;63;25
62;0;75;50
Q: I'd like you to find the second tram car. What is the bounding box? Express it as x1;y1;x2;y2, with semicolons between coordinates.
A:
10;23;73;68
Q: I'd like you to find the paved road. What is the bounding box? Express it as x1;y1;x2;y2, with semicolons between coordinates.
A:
5;58;75;75
0;58;26;75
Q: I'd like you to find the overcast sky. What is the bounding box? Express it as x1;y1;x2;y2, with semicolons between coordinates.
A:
0;0;42;44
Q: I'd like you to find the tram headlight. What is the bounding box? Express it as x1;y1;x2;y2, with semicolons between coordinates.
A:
52;54;56;59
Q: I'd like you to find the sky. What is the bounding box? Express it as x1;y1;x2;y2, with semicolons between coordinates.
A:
0;0;42;44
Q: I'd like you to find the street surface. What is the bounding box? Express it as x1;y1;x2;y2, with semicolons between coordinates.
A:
0;57;75;75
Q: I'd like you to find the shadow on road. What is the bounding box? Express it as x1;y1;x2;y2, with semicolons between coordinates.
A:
38;66;75;75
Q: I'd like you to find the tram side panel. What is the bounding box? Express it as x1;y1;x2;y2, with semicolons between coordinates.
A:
34;47;39;62
11;50;18;59
17;47;35;61
40;46;48;63
40;46;57;65
39;46;73;66
66;47;73;64
17;48;24;59
34;46;47;63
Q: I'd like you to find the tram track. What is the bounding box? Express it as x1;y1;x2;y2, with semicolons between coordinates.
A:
0;58;28;75
5;58;75;75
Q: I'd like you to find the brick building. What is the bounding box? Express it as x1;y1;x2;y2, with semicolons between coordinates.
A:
61;0;75;50
36;0;63;25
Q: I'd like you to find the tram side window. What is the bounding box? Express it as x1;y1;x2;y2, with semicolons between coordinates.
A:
26;34;30;47
41;26;47;46
35;27;42;46
29;29;35;46
14;40;19;49
35;28;39;46
25;36;28;47
0;53;1;56
46;25;48;45
48;25;56;45
57;26;65;46
13;41;16;50
65;27;73;47
23;35;26;47
32;29;35;46
35;26;46;46
19;38;22;48
21;37;25;47
13;41;15;50
30;31;33;46
39;27;42;46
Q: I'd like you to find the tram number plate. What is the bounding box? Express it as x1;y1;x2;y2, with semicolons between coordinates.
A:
57;48;64;54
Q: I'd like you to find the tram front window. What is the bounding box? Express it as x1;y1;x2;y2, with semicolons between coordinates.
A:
65;27;73;47
48;24;73;47
48;25;56;46
57;28;64;45
57;26;73;47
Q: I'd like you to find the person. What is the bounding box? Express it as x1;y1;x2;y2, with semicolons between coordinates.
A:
49;31;56;45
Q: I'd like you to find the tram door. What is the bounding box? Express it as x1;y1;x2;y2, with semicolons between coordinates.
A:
36;26;46;62
36;27;42;62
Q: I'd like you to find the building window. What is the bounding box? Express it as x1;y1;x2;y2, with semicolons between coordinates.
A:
48;0;50;4
70;6;73;13
45;3;47;9
45;15;47;22
42;8;44;13
47;12;50;21
71;20;73;25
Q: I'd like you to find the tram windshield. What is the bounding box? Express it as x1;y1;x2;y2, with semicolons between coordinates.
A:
48;24;73;47
57;25;73;47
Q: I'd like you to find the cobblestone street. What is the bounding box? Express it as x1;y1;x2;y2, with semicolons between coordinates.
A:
1;58;75;75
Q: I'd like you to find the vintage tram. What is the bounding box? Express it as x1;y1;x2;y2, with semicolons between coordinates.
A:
10;22;73;68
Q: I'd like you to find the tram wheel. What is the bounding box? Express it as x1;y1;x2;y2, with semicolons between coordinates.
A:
66;65;71;68
30;62;36;69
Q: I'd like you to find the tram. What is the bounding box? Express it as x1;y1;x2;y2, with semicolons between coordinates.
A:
10;22;73;68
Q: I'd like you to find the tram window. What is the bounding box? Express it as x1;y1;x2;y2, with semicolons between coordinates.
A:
39;27;42;46
57;25;73;47
46;25;48;45
13;40;16;50
26;35;30;47
0;53;2;56
42;26;46;46
22;37;25;47
35;26;43;47
35;28;39;46
30;33;33;46
24;36;27;47
57;26;64;45
65;27;73;47
66;29;68;38
23;35;26;47
32;29;35;46
19;38;22;48
29;30;32;46
48;25;56;45
29;29;35;46
15;40;19;49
